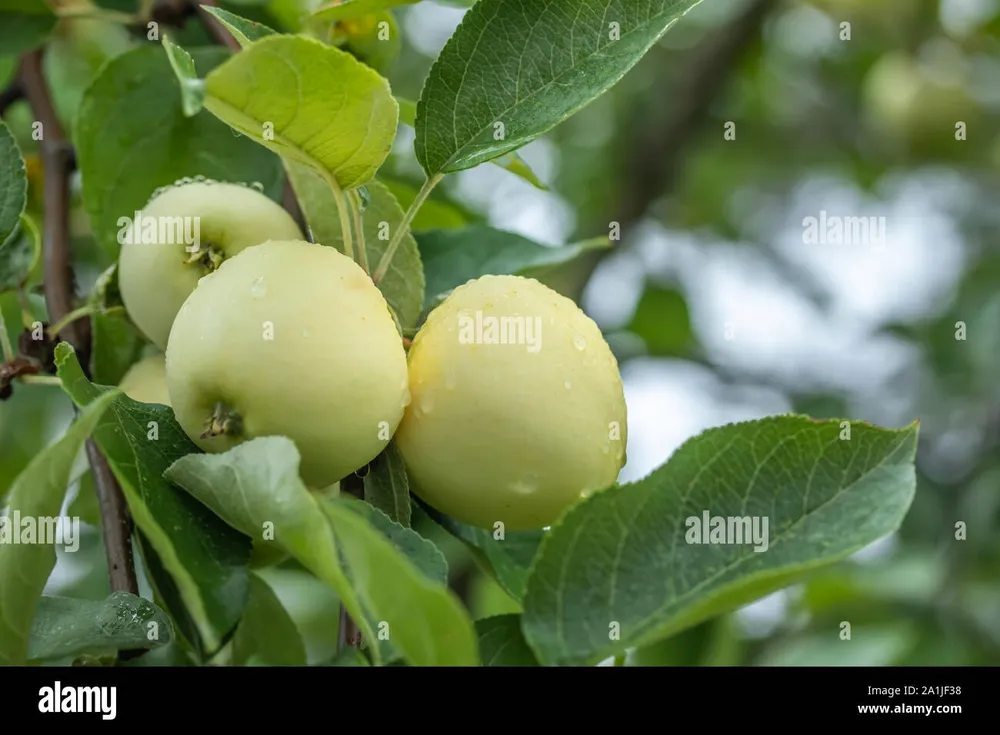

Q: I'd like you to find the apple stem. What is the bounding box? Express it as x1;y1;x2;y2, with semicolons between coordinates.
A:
184;244;226;273
372;173;443;285
201;401;243;439
348;190;369;274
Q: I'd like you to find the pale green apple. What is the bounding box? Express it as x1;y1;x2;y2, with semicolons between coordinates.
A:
118;353;171;406
165;240;409;489
118;181;303;350
395;274;628;532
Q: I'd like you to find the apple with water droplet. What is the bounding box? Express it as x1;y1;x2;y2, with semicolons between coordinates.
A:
165;239;409;489
118;181;303;350
395;274;628;531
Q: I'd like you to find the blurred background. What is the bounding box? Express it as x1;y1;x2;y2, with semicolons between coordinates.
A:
2;0;999;665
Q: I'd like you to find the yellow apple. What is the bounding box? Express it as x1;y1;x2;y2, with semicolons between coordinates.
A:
118;181;303;350
395;275;627;531
118;353;171;406
164;240;408;489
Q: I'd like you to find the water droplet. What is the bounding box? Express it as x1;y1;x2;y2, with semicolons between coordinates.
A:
250;276;266;298
508;474;539;496
419;394;434;414
401;388;411;408
192;174;206;183
601;444;611;455
579;488;595;500
250;181;264;192
301;328;310;338
564;380;572;389
573;335;587;351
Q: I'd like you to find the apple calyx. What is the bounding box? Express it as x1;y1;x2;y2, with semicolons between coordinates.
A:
201;401;243;439
183;244;226;273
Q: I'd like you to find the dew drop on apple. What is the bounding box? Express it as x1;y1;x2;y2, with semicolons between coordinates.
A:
564;380;572;389
573;334;587;351
419;394;434;414
401;388;411;408
250;276;266;298
509;475;538;495
250;181;264;192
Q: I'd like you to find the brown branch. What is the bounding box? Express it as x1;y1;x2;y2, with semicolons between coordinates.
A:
0;77;23;117
18;51;140;605
336;473;365;654
193;0;240;51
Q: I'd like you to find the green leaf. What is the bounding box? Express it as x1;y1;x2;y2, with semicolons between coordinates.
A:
161;35;206;117
54;343;252;657
415;0;705;176
416;226;611;306
232;574;306;666
324;648;370;666
164;436;479;666
522;415;921;666
396;96;416;127
627;284;693;357
200;6;277;47
321;499;480;665
88;264;145;386
310;0;417;22
339;499;447;584
203;35;397;190
75;45;284;258
0;120;27;247
421;504;541;603
27;592;173;662
0;0;56;57
68;470;101;527
0;215;38;292
396;97;546;190
0;388;117;665
286;167;424;328
310;10;401;76
91;308;144;386
363;442;411;527
476;614;539;666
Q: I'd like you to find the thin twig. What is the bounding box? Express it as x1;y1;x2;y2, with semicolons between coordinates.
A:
373;173;442;284
194;0;240;51
18;50;140;605
0;77;23;116
337;473;365;654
